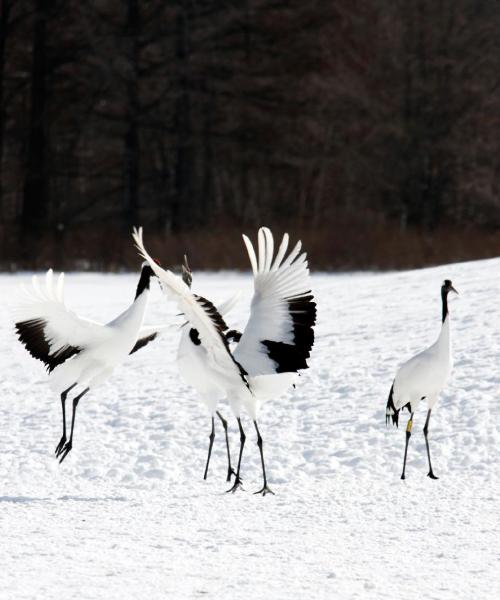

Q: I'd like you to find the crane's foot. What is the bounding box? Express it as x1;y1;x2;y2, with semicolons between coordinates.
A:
55;436;67;457
226;476;244;493
427;471;439;480
400;473;406;480
254;484;275;496
58;441;73;464
226;467;237;482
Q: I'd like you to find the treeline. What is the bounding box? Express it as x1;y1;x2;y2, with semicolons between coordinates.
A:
1;0;500;270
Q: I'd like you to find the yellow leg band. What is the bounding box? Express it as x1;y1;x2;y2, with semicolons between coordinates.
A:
406;419;413;433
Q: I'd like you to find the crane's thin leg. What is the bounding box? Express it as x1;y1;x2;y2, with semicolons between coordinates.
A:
203;417;216;480
423;409;439;480
217;410;235;482
55;383;77;457
59;387;89;464
253;421;274;496
401;412;414;480
226;417;245;493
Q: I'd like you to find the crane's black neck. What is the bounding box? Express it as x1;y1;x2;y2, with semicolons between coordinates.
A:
441;287;449;323
135;265;154;299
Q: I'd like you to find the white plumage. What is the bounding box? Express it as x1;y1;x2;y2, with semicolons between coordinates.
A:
386;279;458;480
176;283;241;481
176;293;241;413
133;226;316;495
233;231;310;377
14;262;165;462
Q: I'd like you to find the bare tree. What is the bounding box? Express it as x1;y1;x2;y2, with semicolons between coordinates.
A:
22;0;50;233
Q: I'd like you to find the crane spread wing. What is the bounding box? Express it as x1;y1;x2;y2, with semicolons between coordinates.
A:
233;227;316;376
14;270;112;372
132;227;249;388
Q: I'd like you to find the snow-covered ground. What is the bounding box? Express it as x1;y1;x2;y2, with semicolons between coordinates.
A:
1;258;499;599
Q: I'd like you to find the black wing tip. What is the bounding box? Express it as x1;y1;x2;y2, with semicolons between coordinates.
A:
225;329;242;343
287;294;317;355
262;292;316;374
194;294;228;333
15;318;80;372
385;382;400;428
385;412;400;427
129;332;159;355
261;340;310;374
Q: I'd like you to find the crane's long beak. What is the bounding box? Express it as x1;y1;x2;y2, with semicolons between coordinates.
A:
451;285;459;295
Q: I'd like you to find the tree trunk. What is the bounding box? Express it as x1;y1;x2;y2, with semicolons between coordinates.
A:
0;0;11;218
200;89;215;224
123;0;140;229
22;0;49;233
172;1;192;232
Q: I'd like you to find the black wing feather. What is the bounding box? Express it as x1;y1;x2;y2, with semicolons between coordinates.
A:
261;292;317;373
194;294;228;333
129;332;158;355
225;329;242;342
194;295;249;388
15;318;81;373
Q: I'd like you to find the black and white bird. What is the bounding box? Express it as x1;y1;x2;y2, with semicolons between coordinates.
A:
14;262;164;463
133;226;316;495
386;279;458;480
176;255;241;482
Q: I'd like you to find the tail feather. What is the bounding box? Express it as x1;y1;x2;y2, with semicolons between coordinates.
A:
385;382;400;427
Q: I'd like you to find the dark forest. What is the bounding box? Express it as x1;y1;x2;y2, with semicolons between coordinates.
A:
1;0;500;270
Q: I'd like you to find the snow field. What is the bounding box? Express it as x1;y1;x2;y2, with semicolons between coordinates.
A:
0;258;499;599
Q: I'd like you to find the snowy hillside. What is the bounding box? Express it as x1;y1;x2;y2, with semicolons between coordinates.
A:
1;258;499;599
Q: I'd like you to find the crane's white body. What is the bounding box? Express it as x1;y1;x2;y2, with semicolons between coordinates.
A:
177;350;295;419
223;373;296;420
393;316;453;412
177;327;223;413
176;295;240;414
15;268;162;395
387;280;457;480
50;291;151;393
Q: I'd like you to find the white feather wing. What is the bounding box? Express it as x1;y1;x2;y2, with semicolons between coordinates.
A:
233;227;315;376
15;269;111;354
